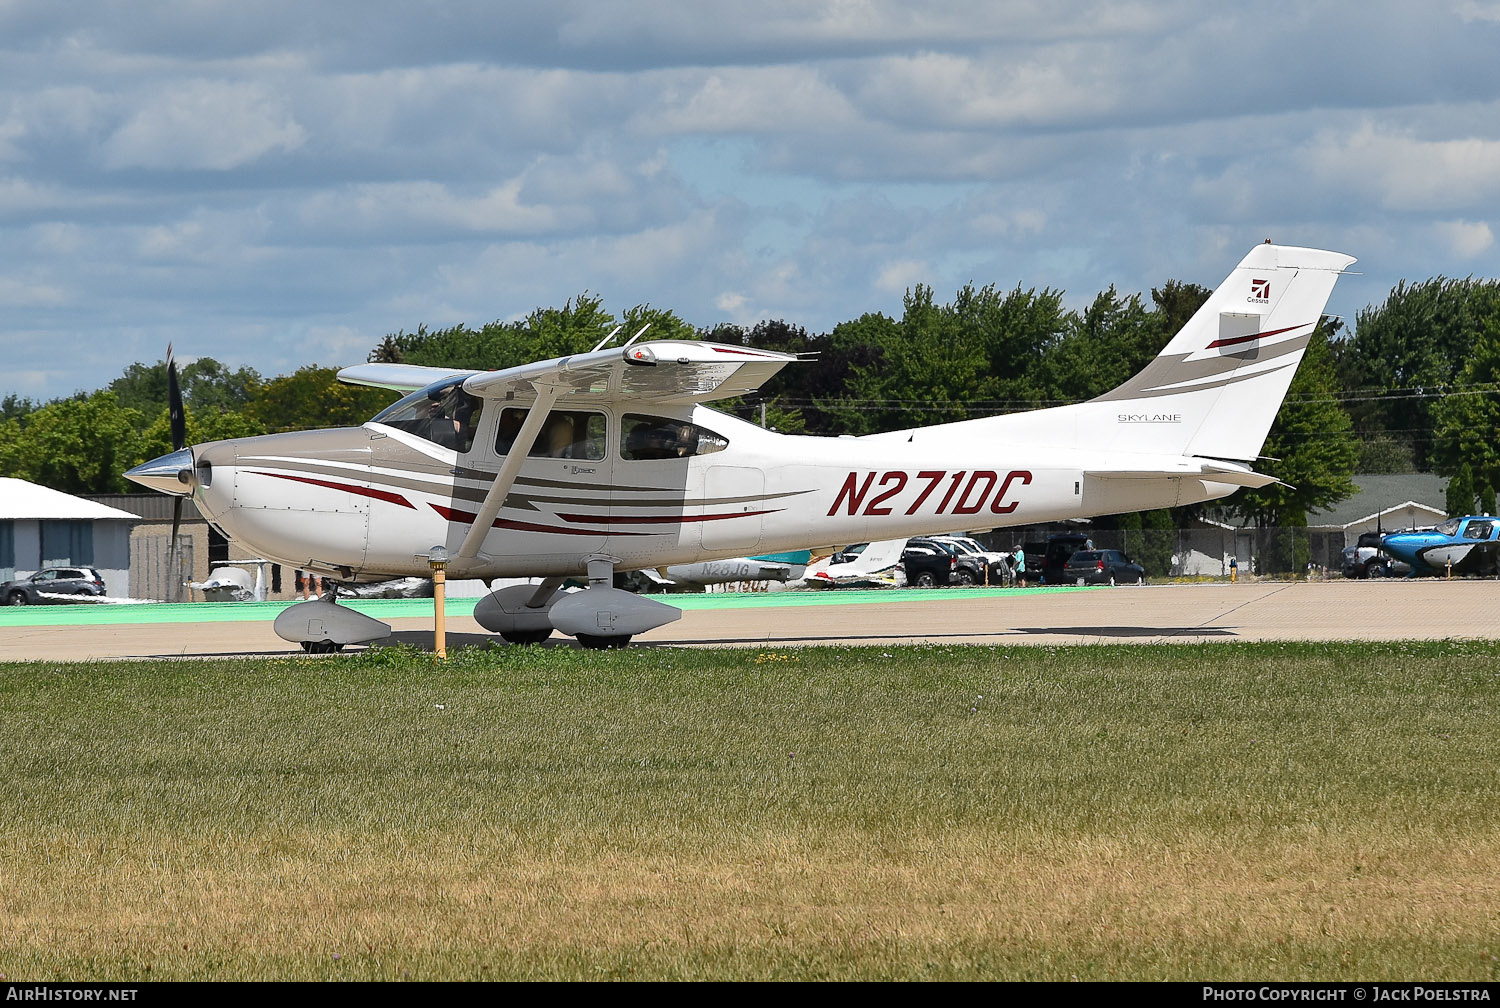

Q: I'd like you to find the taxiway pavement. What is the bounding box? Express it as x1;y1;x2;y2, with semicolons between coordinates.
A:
2;579;1495;661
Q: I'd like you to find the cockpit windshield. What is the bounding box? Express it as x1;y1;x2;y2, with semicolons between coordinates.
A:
371;376;484;452
1436;518;1461;536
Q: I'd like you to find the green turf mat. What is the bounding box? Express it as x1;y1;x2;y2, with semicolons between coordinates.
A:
0;585;1083;627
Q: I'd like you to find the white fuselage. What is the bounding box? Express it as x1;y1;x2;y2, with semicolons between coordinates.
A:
190;403;1238;581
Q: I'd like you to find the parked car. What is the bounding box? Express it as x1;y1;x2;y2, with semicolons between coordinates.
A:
929;535;1013;585
902;537;959;587
1018;533;1095;584
2;567;108;605
1061;550;1145;586
1340;530;1412;579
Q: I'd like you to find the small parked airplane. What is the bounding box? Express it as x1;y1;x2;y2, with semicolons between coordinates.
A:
642;549;812;589
799;538;908;589
126;242;1354;649
1376;516;1500;577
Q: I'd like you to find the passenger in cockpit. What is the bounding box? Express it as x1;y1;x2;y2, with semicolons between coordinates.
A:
542;414;575;457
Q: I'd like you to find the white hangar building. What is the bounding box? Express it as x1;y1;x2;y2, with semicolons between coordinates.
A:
0;477;139;596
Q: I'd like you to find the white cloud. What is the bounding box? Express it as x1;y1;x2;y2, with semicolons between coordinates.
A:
102;79;306;170
640;67;859;136
1432;219;1495;258
0;276;67;308
715;291;749;315
1458;1;1500;22
1304;120;1500;212
874;259;930;294
2;3;1499;401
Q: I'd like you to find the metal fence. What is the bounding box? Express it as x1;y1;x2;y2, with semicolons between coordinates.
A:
131;534;194;602
973;525;1348;579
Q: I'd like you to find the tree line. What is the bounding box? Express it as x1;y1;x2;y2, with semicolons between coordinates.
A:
3;274;1498;538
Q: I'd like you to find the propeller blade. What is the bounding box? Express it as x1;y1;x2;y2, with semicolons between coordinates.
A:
167;343;186;452
169;495;184;602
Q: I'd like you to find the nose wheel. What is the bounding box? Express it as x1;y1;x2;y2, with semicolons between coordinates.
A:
275;585;391;654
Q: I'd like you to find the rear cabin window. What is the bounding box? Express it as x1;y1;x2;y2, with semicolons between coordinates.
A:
496;409;607;461
620;415;729;461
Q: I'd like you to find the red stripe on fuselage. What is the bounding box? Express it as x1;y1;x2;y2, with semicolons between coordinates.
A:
555;510;779;525
249;470;415;508
430;504;653;537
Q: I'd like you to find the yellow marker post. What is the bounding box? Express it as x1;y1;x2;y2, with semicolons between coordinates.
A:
427;545;449;659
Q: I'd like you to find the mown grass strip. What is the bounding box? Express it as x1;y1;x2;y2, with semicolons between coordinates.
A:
2;640;1497;980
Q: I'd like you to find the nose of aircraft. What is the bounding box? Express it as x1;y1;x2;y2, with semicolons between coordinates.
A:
124;447;197;497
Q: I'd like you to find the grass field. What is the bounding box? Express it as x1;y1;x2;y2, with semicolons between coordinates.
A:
2;640;1499;981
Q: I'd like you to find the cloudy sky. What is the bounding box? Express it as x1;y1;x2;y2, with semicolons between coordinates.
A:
3;1;1498;402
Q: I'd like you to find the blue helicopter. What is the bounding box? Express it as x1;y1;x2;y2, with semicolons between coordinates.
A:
1375;516;1500;577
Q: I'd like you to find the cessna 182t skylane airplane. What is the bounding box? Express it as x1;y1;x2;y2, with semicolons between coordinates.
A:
125;242;1354;649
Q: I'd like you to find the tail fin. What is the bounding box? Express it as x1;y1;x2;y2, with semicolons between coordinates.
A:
1087;242;1355;462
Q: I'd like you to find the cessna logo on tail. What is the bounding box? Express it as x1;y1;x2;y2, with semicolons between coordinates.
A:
1249;278;1271;304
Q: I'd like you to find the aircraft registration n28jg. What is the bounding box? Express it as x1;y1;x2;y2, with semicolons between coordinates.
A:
126;242;1354;650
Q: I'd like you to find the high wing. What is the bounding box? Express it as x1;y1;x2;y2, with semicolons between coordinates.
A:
460;340;799;405
337;362;481;392
447;340;800;562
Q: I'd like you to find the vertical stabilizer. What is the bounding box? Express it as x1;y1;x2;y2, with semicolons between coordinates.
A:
1088;243;1355;461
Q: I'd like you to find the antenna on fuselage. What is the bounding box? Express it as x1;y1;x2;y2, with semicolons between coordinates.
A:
622;324;651;348
589;325;625;353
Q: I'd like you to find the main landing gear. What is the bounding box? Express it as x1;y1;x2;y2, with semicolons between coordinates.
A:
273;584;393;654
473;558;682;649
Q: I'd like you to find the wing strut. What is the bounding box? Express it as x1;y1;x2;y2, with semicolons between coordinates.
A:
456;384;563;561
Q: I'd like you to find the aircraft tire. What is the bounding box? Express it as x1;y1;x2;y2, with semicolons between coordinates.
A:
501;629;552;645
577;633;631;650
6;591;26;605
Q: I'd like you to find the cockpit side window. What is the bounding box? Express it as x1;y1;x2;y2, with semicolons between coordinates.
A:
620;414;729;461
371;378;484;453
1464;519;1494;540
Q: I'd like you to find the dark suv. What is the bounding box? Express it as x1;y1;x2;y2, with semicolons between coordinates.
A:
902;538;959;587
1061;550;1145;586
2;567;108;605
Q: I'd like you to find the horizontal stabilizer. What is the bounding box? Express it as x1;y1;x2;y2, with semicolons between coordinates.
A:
1084;466;1285;489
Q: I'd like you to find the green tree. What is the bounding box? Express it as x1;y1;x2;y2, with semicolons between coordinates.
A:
2;393;38;423
0;392;145;494
368;334;405;363
134;408;268;464
387;294;698;375
1335;277;1500;470
1431;316;1500;501
823;283;1066;435
110;356;261;424
1231;323;1358;526
1038;286;1162;402
1139;508;1176;578
1150;279;1213;337
1445;463;1475;517
245;366;396;433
